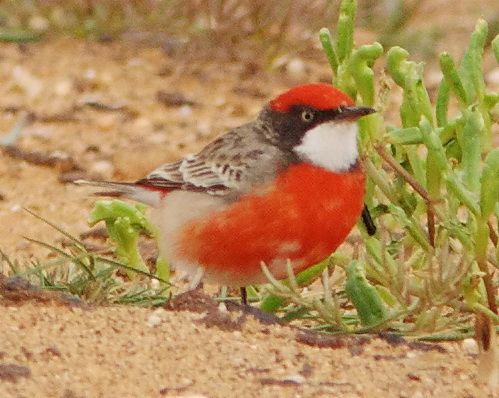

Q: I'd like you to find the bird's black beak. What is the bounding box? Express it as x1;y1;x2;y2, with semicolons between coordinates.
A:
337;106;376;120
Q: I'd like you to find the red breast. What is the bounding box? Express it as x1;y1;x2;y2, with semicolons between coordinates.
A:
175;162;365;285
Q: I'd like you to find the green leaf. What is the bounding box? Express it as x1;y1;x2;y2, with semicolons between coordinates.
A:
387;46;410;87
459;19;488;102
387;127;422;145
0;28;41;42
460;108;484;192
319;28;339;77
88;200;151;232
435;79;450;127
480;148;499;218
375;285;398;307
89;200;152;278
336;0;357;63
345;260;387;326
492;35;499;63
349;42;383;106
439;52;468;106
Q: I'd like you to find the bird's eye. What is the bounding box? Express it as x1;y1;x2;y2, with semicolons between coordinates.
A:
301;110;314;122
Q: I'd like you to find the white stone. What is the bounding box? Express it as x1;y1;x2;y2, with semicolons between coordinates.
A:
90;160;114;179
146;308;166;327
12;66;43;98
286;58;306;80
178;105;193;119
217;302;228;313
28;15;49;31
284;374;305;384
146;314;161;327
84;68;96;80
462;338;478;354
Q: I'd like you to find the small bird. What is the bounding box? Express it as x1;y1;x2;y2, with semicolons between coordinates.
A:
78;83;375;296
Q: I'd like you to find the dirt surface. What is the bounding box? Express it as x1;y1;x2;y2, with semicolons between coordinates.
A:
0;289;492;398
1;2;499;397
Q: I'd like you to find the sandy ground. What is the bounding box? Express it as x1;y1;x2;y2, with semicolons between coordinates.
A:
1;1;499;397
0;285;493;398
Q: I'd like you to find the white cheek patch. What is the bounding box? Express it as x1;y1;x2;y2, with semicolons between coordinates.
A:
294;122;359;172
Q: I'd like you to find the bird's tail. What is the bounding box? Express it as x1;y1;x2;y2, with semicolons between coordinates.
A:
75;180;163;206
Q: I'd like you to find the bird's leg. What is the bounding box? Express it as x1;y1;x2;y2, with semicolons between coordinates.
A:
240;287;248;305
362;205;376;236
226;287;282;325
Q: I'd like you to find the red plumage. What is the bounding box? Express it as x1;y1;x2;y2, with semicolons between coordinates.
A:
270;83;354;112
177;163;365;285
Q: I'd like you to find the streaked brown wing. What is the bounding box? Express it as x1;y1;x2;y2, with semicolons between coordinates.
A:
135;123;288;196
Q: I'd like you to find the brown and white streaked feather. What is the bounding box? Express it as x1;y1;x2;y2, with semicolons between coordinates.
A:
77;114;294;205
137;119;290;198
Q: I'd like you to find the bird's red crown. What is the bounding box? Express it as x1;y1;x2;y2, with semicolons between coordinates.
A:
269;83;354;113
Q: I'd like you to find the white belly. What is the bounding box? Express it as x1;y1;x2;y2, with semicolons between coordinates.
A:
151;190;227;283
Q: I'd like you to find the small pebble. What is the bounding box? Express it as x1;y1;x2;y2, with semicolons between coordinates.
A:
10;204;21;213
214;97;226;107
150;279;160;290
12;66;43;98
177;105;193;119
286;58;306;80
84;68;96;80
462;338;478;354
28;15;49;31
90;160;114;179
284;374;305;384
146;308;166;328
146;314;161;327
